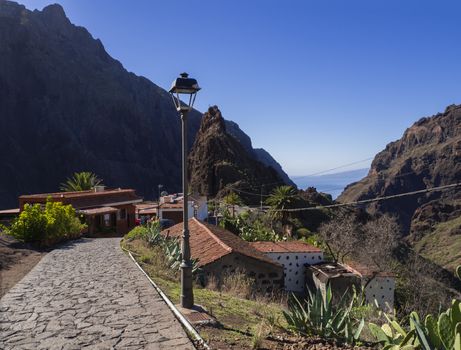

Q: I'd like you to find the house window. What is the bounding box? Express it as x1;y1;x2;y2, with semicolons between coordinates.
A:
120;209;126;220
104;214;111;227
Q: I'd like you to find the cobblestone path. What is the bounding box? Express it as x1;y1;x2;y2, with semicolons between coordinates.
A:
0;238;194;350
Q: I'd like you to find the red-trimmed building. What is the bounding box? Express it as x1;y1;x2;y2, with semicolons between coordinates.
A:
162;218;284;290
19;187;142;235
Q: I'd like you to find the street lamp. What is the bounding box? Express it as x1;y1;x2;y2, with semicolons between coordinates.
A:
169;72;200;309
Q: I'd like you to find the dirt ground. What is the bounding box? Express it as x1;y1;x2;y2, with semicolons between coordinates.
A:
0;234;46;298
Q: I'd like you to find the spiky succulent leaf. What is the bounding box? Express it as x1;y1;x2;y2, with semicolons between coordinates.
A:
439;312;455;349
369;323;391;343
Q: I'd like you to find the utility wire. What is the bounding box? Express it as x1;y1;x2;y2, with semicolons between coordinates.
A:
231;160;439;198
293;157;374;179
268;182;461;212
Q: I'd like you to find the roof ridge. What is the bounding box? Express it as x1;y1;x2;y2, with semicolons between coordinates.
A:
191;218;232;253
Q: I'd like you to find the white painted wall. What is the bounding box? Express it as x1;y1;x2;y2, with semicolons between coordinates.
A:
190;197;208;221
158;200;208;221
363;276;395;311
264;251;324;292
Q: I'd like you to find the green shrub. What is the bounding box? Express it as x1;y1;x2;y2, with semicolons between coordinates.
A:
124;221;200;274
6;199;86;247
295;227;311;237
283;284;365;345
124;226;148;241
220;211;282;242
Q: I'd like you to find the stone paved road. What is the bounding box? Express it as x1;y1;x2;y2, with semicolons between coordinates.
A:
0;238;195;350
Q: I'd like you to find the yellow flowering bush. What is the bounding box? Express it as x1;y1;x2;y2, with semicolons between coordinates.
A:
6;198;86;247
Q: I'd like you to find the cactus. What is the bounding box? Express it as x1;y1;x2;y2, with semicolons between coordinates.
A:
370;265;461;349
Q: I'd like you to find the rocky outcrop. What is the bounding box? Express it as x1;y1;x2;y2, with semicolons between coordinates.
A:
225;121;295;186
188;106;287;203
0;1;290;208
338;104;461;270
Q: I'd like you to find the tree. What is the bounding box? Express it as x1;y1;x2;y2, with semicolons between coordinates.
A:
318;211;399;268
223;192;242;217
266;185;299;236
60;172;103;192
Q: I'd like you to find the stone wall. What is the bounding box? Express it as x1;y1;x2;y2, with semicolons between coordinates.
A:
202;253;284;291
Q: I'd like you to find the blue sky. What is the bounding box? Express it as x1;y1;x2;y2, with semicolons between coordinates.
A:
19;0;461;175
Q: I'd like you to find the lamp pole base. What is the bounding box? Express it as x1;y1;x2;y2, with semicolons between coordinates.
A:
180;263;194;309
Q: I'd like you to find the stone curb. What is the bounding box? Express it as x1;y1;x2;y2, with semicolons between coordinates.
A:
123;247;210;350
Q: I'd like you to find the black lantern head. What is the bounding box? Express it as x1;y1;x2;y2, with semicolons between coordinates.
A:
169;72;201;112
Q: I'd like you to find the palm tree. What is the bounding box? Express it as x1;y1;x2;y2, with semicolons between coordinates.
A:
60;172;103;192
223;192;242;217
266;185;299;236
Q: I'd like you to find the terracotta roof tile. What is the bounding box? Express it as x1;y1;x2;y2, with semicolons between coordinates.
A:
250;241;322;253
162;218;282;268
78;207;119;215
20;189;142;209
344;261;395;278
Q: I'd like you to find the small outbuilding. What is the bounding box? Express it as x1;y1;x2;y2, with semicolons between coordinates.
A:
250;241;324;292
307;262;395;310
163;218;284;291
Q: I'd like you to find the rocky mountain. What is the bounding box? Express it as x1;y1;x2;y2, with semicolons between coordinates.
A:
225;121;295;187
0;1;292;208
188;106;287;203
338;104;461;270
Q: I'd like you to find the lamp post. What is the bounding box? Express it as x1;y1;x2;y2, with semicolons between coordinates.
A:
169;72;200;309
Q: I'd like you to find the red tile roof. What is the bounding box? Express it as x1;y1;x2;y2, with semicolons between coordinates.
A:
159;202;183;209
162;218;282;268
78;207;119;215
250;241;322;253
345;262;395;278
20;189;142;209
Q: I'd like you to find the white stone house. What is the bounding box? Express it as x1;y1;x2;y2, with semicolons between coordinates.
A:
250;241;324;292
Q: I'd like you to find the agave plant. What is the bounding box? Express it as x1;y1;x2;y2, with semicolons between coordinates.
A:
369;265;461;350
144;222;200;274
145;221;163;246
162;238;200;273
283;284;365;344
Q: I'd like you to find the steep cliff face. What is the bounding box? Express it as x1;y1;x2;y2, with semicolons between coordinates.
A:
188;106;286;203
338;104;461;270
224;121;295;186
0;1;290;208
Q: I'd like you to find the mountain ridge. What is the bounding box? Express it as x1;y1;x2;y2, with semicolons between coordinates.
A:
0;0;292;208
338;104;461;270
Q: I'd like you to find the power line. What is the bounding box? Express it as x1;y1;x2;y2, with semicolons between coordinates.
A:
293;157;374;179
268;182;461;212
226;156;375;191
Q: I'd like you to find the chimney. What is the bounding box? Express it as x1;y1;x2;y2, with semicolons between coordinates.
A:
94;185;106;193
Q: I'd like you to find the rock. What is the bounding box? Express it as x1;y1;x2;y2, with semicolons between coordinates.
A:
188;106;288;203
338;104;461;270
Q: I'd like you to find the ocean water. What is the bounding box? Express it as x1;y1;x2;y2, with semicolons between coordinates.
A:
291;168;369;199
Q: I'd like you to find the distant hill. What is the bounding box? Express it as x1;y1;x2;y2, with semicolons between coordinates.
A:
292;168;369;199
338;104;461;271
0;1;292;208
